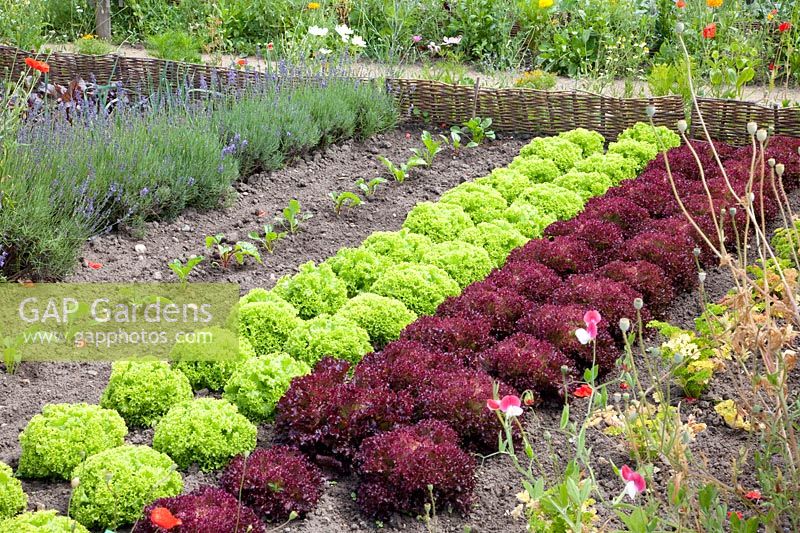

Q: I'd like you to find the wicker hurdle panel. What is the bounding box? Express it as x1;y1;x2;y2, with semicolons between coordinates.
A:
691;98;776;145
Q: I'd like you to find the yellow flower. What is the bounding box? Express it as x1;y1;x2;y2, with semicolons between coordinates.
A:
539;0;554;8
307;2;321;9
706;0;722;7
82;34;94;40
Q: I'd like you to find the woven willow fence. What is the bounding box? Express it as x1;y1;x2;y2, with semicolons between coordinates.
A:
2;44;798;144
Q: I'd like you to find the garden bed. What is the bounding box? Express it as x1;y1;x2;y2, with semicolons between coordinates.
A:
65;129;527;290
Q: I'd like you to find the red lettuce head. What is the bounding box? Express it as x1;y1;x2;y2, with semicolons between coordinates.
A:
581;196;651;236
399;315;496;361
595;260;675;314
355;420;476;519
479;333;576;399
505;236;599;276
436;282;536;338
220;446;323;521
484;261;563;304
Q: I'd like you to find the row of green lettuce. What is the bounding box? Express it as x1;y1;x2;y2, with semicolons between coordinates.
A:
0;123;680;531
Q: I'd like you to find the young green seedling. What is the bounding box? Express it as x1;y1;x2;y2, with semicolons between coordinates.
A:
330;191;363;216
411;130;444;166
377;155;427;183
249;224;287;254
463;116;496;145
280;199;312;234
167;255;204;285
205;234;263;269
355;177;387;196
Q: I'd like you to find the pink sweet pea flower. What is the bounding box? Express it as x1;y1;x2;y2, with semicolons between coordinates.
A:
575;309;601;344
486;395;523;417
412;35;422;43
621;465;646;501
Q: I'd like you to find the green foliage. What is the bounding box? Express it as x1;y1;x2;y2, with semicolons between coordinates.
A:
146;30;201;62
618;122;681;150
607;139;660;172
325;247;387;298
284;314;373;366
153;398;257;471
2;108;238;279
516;183;585;220
411;130;445;166
553;171;613;201
377;154;427;183
421;240;494;288
100;361;193;427
274;261;349;319
476;168;531;202
446;0;519;66
335;293;417;348
573;152;639;186
523;461;598;533
237;295;302;356
771;220;800;264
647;62;693;101
0;0;46;50
402;201;475;243
361;229;433;263
458;219;528;266
223;353;310;422
508;156;561;184
17;403;127;480
558;128;605;157
171;327;255;391
74;36;112;55
0;462;26;520
70;445;183;530
519;137;583;171
461;117;496;145
503;202;556;239
330;190;363;215
249;224;286;254
439;182;508;224
0;511;89;533
370;262;460;316
167;255;204;284
279;199;312;235
204;234;262;269
355;177;387;196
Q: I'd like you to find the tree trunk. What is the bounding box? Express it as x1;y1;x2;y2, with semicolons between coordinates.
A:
95;0;112;39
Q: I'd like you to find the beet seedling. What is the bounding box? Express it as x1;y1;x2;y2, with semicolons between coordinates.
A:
463;116;495;145
355;177;387;196
377;155;427;183
280;199;312;234
167;255;204;285
411;130;444;165
249;224;287;254
330;191;363;216
205;234;263;269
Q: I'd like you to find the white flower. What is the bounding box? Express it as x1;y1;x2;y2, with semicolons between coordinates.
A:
427;41;441;54
575;328;592;345
351;35;366;48
318;47;332;55
443;35;463;45
308;26;329;37
335;24;354;38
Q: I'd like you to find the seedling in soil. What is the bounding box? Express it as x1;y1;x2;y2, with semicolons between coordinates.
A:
280;199;312;234
463;116;496;145
167;255;204;285
377;155;427;183
330;191;363;216
249;224;287;254
355;177;387;196
205;234;263;269
411;130;445;166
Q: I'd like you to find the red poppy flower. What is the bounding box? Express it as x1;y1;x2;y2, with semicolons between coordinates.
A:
24;57;50;74
744;489;762;501
574;384;593;398
267;42;275;51
728;511;743;521
703;23;717;39
676;0;686;7
769;63;777;71
620;382;630;390
779;21;792;33
86;261;103;270
236;58;247;66
150;507;182;530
